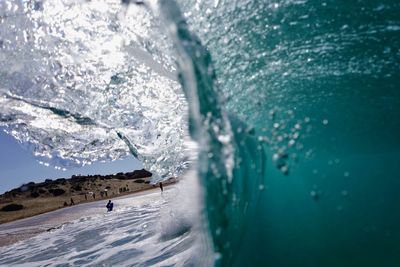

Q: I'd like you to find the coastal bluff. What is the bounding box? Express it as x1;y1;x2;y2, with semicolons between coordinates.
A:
0;169;176;224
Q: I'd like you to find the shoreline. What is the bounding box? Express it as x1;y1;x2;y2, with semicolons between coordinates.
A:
0;185;172;248
0;182;171;225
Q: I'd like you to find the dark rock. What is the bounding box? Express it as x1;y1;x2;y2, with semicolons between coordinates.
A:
116;175;126;180
49;188;66;196
1;203;24;212
71;185;82;191
125;169;152;179
30;191;40;198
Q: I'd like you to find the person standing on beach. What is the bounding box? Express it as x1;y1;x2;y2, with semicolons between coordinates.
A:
159;182;163;192
106;200;114;212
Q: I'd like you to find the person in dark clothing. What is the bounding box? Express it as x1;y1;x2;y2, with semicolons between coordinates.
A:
106;200;114;212
70;198;75;205
159;182;164;192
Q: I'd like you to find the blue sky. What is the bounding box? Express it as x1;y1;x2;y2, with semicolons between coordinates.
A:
0;129;142;194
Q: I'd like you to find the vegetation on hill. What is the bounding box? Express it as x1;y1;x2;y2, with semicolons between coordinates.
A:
0;169;177;224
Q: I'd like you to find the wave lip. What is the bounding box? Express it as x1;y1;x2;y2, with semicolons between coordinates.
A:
0;0;188;181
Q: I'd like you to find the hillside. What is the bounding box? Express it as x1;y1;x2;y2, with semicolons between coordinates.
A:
0;169;176;224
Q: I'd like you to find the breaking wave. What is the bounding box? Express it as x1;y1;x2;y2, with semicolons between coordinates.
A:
1;0;400;266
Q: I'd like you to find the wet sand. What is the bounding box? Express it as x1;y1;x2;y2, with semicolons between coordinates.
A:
0;187;167;247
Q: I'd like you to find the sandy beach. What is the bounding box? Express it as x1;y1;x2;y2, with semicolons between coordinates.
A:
0;186;169;248
0;171;176;224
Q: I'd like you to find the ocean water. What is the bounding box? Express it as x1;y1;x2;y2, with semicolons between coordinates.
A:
0;179;211;267
1;0;400;266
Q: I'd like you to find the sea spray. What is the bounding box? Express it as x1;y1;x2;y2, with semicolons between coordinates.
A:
0;0;189;180
159;1;266;265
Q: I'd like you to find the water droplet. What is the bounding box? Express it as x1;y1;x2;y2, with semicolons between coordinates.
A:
288;139;295;147
258;136;269;143
269;109;276;120
322;119;329;125
280;165;289;175
341;190;348;197
344;171;350;177
296;143;304;150
304;117;310;123
259;184;265;191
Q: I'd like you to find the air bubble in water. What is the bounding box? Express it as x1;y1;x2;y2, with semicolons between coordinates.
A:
288;139;295;147
310;190;319;200
279;164;289;175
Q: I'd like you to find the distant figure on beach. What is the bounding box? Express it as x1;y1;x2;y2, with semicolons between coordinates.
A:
159;182;163;192
85;194;87;200
106;200;114;212
70;198;75;205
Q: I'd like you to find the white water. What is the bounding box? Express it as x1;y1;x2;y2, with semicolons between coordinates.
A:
0;179;211;267
0;0;189;181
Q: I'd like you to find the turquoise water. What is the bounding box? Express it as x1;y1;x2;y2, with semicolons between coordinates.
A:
166;0;400;266
1;0;399;266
